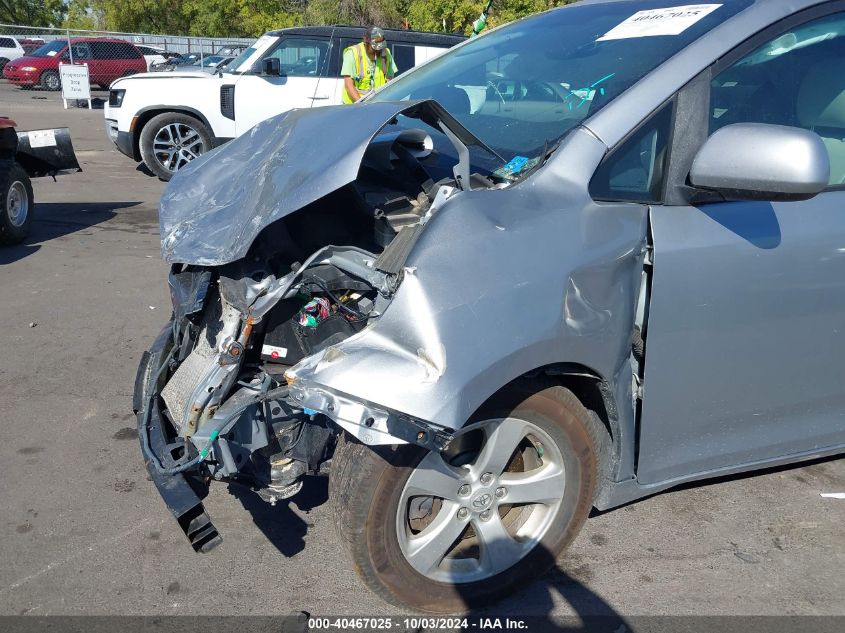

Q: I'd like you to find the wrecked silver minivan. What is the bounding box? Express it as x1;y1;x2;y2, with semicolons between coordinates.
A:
136;0;845;612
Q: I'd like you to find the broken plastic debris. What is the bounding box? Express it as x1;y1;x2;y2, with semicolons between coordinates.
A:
149;306;156;310
28;322;37;328
819;492;845;499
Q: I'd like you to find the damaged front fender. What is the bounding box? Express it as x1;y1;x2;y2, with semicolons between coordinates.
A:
287;128;648;452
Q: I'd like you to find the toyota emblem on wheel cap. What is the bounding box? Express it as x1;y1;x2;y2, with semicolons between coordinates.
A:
472;492;493;510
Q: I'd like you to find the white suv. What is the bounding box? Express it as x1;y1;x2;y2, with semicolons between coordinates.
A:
104;26;464;180
0;37;25;74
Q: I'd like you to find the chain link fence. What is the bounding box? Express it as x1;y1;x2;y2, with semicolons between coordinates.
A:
0;24;254;91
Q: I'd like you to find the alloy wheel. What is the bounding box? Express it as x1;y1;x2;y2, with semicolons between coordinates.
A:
152;122;205;174
396;417;566;584
43;72;60;90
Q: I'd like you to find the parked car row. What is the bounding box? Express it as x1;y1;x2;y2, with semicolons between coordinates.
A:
1;38;247;90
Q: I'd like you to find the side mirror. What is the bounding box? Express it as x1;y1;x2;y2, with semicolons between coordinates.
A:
690;123;830;201
262;57;281;77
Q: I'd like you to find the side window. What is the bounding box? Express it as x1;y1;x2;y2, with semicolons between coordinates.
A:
589;102;674;203
70;43;92;60
89;42;113;59
392;44;415;76
711;12;845;186
0;38;14;49
265;38;329;77
334;38;358;77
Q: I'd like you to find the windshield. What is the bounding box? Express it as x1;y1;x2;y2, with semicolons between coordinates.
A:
30;40;66;58
225;34;279;74
374;0;751;163
198;55;226;67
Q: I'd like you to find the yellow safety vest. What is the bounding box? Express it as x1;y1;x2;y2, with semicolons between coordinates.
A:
342;42;393;104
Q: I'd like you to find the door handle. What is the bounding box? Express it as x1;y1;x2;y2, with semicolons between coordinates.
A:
309;95;330;100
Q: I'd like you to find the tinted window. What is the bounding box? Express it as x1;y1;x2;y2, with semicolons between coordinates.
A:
392;44;415;76
89;41;112;59
266;37;330;77
590;102;674;203
0;38;15;48
334;38;359;77
115;42;142;59
710;12;845;186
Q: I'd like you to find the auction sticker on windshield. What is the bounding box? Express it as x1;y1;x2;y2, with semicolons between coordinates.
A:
597;4;722;41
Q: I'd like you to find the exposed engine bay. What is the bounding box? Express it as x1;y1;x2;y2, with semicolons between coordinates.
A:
135;102;510;549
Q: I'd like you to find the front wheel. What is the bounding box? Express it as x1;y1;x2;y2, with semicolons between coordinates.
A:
0;163;34;245
330;384;603;612
40;70;60;91
139;112;213;181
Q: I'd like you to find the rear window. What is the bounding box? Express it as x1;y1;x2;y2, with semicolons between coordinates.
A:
0;37;16;49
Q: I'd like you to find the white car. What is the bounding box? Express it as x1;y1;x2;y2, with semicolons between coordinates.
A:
104;26;464;180
0;36;25;73
136;45;170;71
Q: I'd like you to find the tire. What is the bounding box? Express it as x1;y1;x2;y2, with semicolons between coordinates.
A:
0;163;34;245
40;70;60;91
139;112;213;181
0;58;8;74
330;383;603;612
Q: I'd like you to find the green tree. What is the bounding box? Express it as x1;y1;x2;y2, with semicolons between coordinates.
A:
406;0;576;35
304;0;405;28
0;0;66;27
64;0;106;30
39;0;581;38
91;0;192;34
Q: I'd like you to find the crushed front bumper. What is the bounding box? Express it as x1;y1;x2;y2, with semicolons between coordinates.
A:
135;341;221;553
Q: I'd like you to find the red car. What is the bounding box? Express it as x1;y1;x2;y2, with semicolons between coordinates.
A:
3;37;147;90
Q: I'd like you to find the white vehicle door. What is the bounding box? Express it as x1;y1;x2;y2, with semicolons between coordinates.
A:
234;36;331;136
312;36;355;105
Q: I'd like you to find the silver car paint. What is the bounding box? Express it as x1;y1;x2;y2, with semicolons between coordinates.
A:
289;126;649;487
159;101;427;266
690;123;831;195
163;0;845;510
643;178;845;485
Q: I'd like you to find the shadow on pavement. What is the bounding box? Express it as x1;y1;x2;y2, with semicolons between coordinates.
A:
0;201;139;265
456;544;630;631
230;475;329;558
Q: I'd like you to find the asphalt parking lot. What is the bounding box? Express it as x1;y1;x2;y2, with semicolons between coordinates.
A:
1;80;844;619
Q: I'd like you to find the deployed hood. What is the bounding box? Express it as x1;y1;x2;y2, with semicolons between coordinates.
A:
159;100;483;266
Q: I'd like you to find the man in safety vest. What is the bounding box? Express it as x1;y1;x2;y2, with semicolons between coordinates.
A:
341;26;398;104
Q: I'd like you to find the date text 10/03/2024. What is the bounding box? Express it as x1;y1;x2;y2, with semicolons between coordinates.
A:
307;617;529;630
